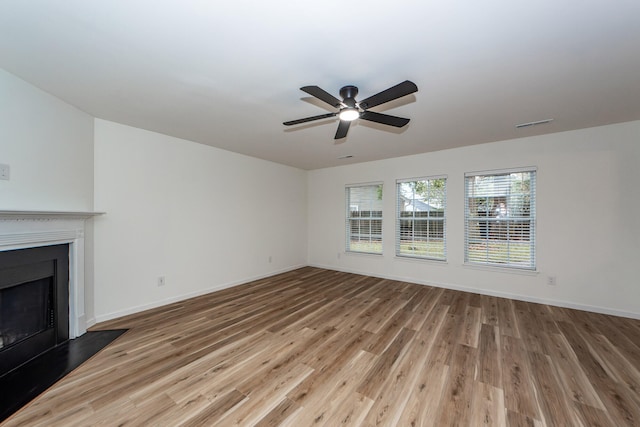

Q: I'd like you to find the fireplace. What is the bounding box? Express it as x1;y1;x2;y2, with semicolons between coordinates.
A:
0;244;70;376
0;210;102;370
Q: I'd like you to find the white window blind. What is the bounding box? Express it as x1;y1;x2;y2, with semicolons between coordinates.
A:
346;184;383;254
396;177;446;260
465;168;536;269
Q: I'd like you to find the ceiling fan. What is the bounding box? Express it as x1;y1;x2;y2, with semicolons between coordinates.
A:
283;80;418;139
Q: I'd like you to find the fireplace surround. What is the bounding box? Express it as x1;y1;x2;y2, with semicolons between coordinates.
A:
0;210;102;374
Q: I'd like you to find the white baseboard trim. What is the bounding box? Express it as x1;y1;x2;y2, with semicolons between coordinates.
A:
85;316;96;330
93;263;639;323
308;263;640;320
94;264;306;324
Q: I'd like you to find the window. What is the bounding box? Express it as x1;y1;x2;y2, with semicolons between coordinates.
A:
465;168;536;269
346;184;383;254
396;177;446;260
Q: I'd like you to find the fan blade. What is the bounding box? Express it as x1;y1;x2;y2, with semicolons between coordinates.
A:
334;120;351;139
358;80;418;109
283;112;337;126
359;111;410;127
300;86;342;108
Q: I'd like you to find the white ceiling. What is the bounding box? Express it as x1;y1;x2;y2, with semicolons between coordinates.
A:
2;1;640;170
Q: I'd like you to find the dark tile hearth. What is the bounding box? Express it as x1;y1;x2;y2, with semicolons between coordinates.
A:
0;329;126;423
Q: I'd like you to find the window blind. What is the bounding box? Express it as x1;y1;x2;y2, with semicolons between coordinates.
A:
346;184;383;254
464;169;536;269
396;177;447;260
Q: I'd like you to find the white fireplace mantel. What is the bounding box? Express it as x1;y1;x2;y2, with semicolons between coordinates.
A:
0;210;104;339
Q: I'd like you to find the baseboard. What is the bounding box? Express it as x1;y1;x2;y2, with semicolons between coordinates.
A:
85;316;96;330
94;264;306;324
94;262;639;323
308;262;640;320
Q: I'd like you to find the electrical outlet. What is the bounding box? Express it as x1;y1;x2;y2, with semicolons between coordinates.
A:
0;164;9;180
158;276;166;286
337;252;341;259
547;276;557;286
268;255;272;263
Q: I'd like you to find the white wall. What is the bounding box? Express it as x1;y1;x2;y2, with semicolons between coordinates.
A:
308;121;640;318
0;69;94;210
0;68;97;322
93;120;307;321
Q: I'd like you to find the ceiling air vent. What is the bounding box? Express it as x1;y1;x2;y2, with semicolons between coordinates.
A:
516;119;554;129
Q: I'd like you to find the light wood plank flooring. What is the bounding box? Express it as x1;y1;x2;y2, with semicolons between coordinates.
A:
4;267;640;426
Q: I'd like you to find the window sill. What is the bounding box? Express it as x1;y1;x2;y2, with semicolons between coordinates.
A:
345;251;383;257
394;256;448;265
463;262;538;276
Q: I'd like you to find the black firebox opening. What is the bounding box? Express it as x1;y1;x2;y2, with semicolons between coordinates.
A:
0;244;69;377
0;276;54;349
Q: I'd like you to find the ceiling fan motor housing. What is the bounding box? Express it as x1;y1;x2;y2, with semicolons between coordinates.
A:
339;85;359;108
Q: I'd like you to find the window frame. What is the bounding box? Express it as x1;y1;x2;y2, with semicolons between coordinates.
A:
464;167;536;270
396;176;447;261
345;183;384;255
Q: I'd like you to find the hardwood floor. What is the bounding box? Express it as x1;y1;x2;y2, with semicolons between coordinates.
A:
4;267;640;426
0;330;126;422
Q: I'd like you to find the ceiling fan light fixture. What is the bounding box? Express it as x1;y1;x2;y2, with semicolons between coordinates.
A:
338;108;359;121
283;81;418;139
